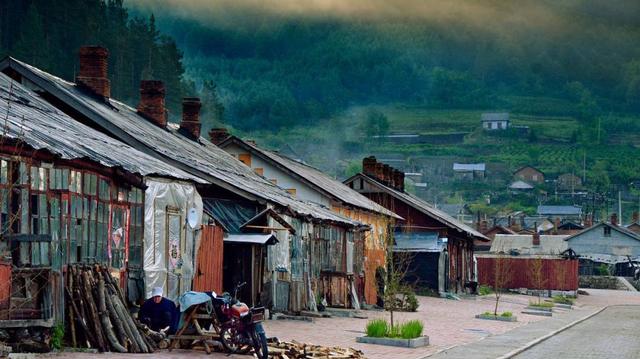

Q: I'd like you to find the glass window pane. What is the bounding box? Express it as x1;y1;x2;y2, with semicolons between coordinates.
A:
0;160;7;184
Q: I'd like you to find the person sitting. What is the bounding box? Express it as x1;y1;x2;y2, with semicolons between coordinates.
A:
139;287;179;334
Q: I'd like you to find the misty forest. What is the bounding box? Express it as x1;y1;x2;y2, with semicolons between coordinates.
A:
2;0;640;217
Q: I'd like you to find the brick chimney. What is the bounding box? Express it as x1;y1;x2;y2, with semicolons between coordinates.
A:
611;213;618;226
208;128;230;145
137;80;167;127
76;46;110;98
554;217;561;234
633;211;639;224
363;156;377;177
585;214;593;228
393;169;405;192
532;232;540;246
180;97;202;139
383;164;392;185
374;163;384;182
480;220;488;232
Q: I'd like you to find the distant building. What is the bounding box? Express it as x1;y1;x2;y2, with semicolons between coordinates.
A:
438;203;473;224
537;205;582;221
565;218;640;276
514;166;544;184
557;173;582;191
453;163;485;180
481;112;510;130
509;180;534;191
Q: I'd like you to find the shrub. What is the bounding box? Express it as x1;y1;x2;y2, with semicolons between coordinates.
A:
478;285;493;296
501;311;513;317
552;295;574;305
388;324;401;338
483;311;492;316
366;319;388;338
400;320;424;339
51;323;65;350
402;289;419;312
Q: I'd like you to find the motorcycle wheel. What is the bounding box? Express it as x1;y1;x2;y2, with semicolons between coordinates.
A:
220;326;252;354
250;327;268;359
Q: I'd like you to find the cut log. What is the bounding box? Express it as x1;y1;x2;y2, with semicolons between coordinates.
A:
98;277;127;353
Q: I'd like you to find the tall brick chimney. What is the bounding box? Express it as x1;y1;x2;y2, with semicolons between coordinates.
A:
137;80;167;127
76;46;110;98
383;164;392;185
633;211;639;224
393;169;405;192
532;231;540;246
374;163;384;182
208;128;230;145
363;156;377;177
611;213;618;226
180;97;202;139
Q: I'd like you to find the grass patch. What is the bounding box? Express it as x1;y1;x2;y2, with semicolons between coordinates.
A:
501;311;513;318
529;301;554;308
366;319;388;338
365;319;424;339
552;295;575;305
400;320;424;339
478;285;493;296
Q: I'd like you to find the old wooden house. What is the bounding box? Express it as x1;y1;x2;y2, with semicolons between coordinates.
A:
0;70;204;329
565;216;640;276
514;166;544;184
1;47;367;313
345;157;489;294
216;134;402;307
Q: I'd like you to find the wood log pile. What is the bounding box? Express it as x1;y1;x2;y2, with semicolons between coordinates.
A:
267;339;365;359
65;265;156;353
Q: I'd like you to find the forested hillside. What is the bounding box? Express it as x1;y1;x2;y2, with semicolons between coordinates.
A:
0;0;190;112
134;1;640;131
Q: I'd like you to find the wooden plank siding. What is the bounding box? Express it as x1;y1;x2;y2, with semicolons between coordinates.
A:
477;256;579;290
193;224;224;293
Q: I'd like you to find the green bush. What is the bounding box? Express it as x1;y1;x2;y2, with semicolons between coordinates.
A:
478;285;493;296
552;295;574;305
388;324;401;338
51;323;65;350
501;311;513;318
366;319;388;338
400;320;424;339
402;289;419;312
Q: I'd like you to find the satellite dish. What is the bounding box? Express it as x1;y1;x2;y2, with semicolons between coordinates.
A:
187;207;199;229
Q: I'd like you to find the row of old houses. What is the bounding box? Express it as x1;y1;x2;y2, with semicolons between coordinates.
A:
0;47;488;329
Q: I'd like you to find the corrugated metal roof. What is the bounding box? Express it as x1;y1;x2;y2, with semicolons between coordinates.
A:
491;234;569;255
347;174;488;241
564;222;640;242
219;136;401;219
510;180;534;189
0;72;203;183
1;57;362;227
394;232;444;252
224;233;278;245
453;163;485;171
537;205;582;216
481;112;509;122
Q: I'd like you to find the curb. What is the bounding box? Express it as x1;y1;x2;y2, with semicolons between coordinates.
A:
495;306;608;359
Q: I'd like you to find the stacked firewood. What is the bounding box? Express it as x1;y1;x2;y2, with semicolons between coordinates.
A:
267;339;366;359
65;264;156;353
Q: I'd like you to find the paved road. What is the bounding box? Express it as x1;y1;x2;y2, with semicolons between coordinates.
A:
515;305;640;359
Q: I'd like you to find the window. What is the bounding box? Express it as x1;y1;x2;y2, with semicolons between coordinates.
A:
269;179;277;185
254;167;264;176
0;160;7;184
70;171;82;193
287;188;296;196
50;168;69;190
238;153;251;167
30;166;47;191
83;173;97;195
604;226;611;237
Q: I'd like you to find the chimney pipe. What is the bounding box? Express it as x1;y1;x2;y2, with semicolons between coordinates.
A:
180;97;202;139
393;169;405;192
363;156;377;177
77;46;110;98
137;80;167;127
611;213;618;226
208;128;230;145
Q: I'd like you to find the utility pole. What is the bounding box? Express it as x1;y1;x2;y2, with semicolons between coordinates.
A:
619;191;622;224
582;151;586;183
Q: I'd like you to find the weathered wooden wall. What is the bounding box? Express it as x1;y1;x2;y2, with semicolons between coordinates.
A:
477;256;579;290
193;224;224;293
364;247;386;304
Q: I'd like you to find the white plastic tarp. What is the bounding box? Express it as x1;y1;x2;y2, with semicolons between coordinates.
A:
143;177;203;301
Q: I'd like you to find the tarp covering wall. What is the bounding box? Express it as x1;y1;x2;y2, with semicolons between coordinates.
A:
143;178;203;301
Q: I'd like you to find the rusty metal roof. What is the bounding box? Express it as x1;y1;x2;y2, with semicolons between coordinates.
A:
0;57;362;227
218;136;402;219
0;72;203;183
345;173;489;241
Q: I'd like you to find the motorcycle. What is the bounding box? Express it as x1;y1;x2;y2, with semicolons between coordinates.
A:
212;282;268;359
